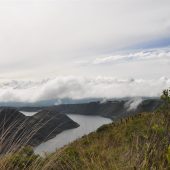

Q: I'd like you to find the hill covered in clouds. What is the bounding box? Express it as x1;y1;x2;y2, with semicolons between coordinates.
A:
0;76;169;106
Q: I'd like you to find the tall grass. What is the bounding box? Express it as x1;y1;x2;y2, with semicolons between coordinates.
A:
0;89;169;170
0;109;78;170
0;111;169;170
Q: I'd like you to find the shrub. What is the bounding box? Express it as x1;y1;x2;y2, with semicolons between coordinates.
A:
9;146;40;170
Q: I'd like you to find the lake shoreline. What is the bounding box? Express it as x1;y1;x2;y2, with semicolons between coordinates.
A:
34;114;112;155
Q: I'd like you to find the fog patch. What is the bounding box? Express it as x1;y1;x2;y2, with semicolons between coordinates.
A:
54;99;62;105
125;98;143;111
100;98;108;104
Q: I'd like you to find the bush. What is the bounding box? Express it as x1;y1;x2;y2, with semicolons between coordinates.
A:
10;146;40;170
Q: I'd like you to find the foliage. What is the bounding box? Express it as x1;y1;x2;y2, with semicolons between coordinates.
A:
160;89;170;117
9;146;41;170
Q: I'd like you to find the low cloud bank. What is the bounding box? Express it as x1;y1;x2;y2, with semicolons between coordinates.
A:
0;76;169;104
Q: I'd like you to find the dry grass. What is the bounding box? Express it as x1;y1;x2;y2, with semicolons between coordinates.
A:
0;89;170;170
1;110;170;170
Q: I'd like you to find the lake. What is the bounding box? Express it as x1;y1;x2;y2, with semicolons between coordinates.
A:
34;114;112;155
21;111;41;116
20;111;112;155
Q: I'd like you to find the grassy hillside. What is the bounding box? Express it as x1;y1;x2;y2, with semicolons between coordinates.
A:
0;112;169;170
41;111;169;170
0;90;170;170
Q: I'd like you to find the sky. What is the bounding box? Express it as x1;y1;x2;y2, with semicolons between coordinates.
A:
0;0;170;103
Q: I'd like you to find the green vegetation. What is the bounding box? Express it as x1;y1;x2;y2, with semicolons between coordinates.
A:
0;89;170;170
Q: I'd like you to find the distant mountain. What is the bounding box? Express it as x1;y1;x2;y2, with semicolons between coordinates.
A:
0;97;159;107
36;98;162;120
0;98;102;107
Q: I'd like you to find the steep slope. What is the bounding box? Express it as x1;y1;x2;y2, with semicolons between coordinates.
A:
0;108;79;153
39;110;170;170
0;108;26;153
2;110;169;170
28;109;79;146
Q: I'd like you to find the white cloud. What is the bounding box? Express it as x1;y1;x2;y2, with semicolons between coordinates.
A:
0;0;170;79
92;48;170;65
0;0;169;102
74;47;170;79
0;76;169;103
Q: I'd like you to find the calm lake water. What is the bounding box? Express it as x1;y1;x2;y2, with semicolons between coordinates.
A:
34;114;112;155
20;111;112;155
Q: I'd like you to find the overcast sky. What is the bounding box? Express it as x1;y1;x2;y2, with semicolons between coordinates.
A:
0;0;170;102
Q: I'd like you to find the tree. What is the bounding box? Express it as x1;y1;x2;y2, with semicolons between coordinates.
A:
160;89;170;142
161;89;170;118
